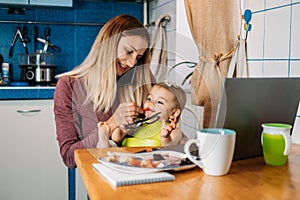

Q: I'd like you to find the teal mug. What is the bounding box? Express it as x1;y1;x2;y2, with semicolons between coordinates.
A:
261;123;292;166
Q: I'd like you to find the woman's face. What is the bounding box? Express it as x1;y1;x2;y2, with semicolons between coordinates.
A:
144;85;178;121
116;35;148;76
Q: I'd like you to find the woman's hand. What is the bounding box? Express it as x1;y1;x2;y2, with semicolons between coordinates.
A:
110;102;143;131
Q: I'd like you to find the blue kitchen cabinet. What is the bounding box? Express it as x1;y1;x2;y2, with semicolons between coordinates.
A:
0;0;72;7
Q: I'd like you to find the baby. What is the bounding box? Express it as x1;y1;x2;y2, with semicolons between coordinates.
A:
99;81;188;147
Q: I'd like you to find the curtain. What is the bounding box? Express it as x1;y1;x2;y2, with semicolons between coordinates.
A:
149;14;170;82
184;0;241;128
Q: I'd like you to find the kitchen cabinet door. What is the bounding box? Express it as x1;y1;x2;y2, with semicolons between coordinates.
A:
30;0;72;7
0;0;27;5
0;0;72;7
0;100;68;200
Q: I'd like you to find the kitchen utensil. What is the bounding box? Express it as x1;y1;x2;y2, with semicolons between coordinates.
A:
37;38;61;53
34;26;38;52
36;27;61;53
43;27;51;51
0;54;3;70
8;29;18;58
19;52;57;83
22;25;30;43
125;112;161;129
9;26;29;58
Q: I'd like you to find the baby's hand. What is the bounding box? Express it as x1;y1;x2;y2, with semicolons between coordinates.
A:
161;120;176;138
96;122;111;148
111;128;127;143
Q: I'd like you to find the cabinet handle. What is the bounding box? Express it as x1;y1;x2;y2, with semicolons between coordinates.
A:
17;109;42;113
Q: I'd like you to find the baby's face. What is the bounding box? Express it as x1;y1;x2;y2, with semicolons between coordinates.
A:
144;85;178;121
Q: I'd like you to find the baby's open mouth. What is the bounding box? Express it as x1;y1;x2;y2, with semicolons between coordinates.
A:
143;108;157;118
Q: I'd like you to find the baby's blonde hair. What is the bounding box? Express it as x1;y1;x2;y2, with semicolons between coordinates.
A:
155;81;187;112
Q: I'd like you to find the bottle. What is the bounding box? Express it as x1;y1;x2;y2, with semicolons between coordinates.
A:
0;70;2;85
0;54;3;85
2;63;10;85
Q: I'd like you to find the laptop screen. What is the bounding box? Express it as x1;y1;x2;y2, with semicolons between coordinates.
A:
215;77;300;160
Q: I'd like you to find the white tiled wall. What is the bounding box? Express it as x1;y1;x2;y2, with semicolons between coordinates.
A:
148;0;300;137
148;0;201;138
291;4;300;59
148;0;197;87
264;9;290;59
247;12;264;61
148;0;300;78
245;0;300;77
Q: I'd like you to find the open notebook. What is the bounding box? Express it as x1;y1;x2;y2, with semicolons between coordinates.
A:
92;163;175;187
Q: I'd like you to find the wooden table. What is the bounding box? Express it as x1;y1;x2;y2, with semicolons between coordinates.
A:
75;145;300;200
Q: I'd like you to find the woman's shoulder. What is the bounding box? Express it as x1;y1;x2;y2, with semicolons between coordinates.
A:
55;76;87;104
57;76;75;86
54;76;77;99
56;76;79;92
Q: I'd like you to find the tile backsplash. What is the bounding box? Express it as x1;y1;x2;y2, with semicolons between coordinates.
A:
0;0;143;81
148;0;300;79
246;0;300;78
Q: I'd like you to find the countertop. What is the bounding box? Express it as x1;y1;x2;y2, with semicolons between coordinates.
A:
0;85;56;100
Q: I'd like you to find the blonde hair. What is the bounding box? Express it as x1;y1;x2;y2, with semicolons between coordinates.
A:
57;15;153;112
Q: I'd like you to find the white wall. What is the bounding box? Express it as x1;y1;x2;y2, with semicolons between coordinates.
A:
245;0;300;78
148;0;202;138
149;0;300;78
148;0;197;88
148;0;300;138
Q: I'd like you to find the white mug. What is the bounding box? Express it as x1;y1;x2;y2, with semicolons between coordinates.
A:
184;128;236;176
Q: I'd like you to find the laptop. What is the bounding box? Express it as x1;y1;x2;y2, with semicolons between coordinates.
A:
215;77;300;160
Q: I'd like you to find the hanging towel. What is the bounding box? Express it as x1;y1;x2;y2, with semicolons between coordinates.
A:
149;14;170;82
227;38;249;78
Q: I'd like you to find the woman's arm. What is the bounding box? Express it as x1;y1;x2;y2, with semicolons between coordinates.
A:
54;77;99;168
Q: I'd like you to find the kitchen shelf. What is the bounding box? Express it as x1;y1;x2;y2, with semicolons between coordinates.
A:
0;20;105;26
0;0;72;8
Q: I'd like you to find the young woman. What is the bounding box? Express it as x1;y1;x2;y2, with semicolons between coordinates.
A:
54;15;154;168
